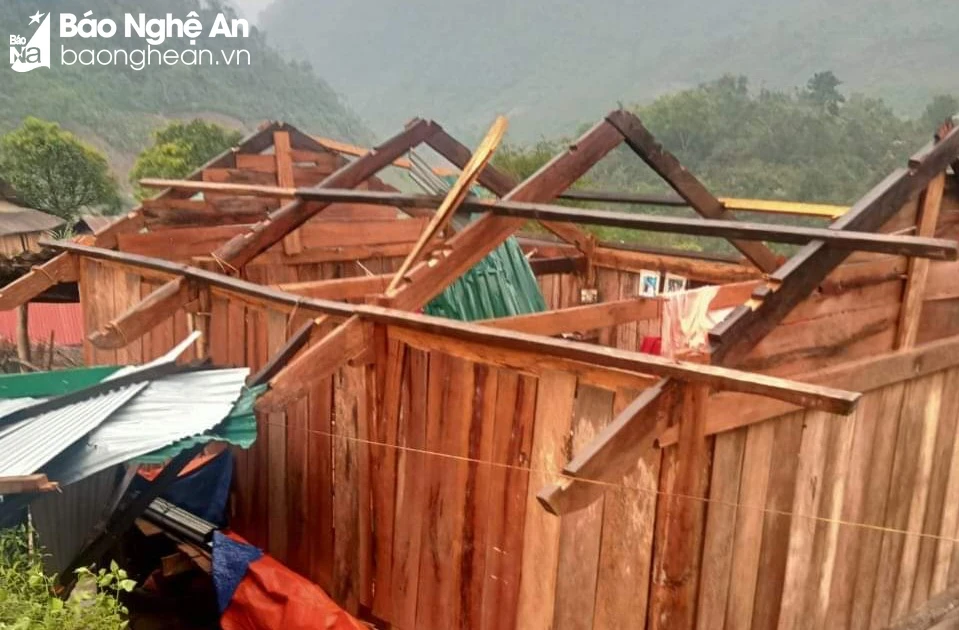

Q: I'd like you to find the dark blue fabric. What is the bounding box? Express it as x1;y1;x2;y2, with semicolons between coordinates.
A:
132;449;234;525
212;531;262;613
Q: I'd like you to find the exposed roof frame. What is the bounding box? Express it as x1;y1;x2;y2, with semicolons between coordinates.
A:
43;239;860;415
541;122;959;514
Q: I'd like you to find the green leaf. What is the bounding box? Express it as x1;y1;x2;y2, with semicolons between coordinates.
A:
119;579;136;592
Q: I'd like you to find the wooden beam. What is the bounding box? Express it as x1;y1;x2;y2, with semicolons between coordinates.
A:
424;126;595;249
257;316;370;412
528;255;587;276
214;118;438;269
45;240;861;414
388;119;623;310
247;319;316;387
537;380;677;515
0;254;78;310
659;331;959;446
711;122;959;366
482;297;662;336
559;190;847;218
139;178;295;198
274;274;391;300
89;277;194;349
896;174;947;348
606;109;781;272
387;116;508;294
274;130;304;255
0;474;58;494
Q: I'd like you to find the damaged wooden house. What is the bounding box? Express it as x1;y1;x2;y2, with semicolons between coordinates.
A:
2;110;959;629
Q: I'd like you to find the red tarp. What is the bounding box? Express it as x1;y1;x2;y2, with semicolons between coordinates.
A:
221;533;364;630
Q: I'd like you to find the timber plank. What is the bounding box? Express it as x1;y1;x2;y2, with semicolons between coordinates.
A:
913;369;959;604
938;369;959;592
552;386;615;630
749;412;805;630
306;358;334;591
724;420;775;629
593;388;662;630
480;372;538;630
824;389;886;627
265;310;289;563
695;430;747;630
515;371;578;630
869;375;938;628
332;364;364;614
391;348;428;630
890;373;945;619
849;383;907;630
776;410;831;630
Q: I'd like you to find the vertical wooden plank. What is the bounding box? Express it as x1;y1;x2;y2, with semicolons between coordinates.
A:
370;329;404;620
935;369;959;592
915;368;959;601
78;258;98;366
274;130;303;255
648;381;710;630
751;412;805;630
891;372;944;618
552;386;615;630
305;366;334;591
725;420;775;629
849;383;907;630
391;348;428;630
869;375;938;629
415;356;475;628
824;388;886;627
593;388;663;630
461;364;498;629
695;429;747;630
481;372;538;630
804;406;858;629
776;410;830;630
332;363;364;614
265;310;289;563
515;371;578;630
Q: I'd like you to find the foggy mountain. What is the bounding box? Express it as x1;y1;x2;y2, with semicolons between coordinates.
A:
249;0;956;141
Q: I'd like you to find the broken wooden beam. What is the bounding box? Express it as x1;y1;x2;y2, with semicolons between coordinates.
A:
89;277;194;349
0;254;78;310
606;109;781;272
538;380;677;515
274;274;392;300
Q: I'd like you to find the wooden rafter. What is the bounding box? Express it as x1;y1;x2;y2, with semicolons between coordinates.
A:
896;173;947;348
274;274;392;300
46;241;861;414
606;110;780;272
89;277;195;349
0;254;78;310
544;123;959;515
388;119;623;310
214;118;439;269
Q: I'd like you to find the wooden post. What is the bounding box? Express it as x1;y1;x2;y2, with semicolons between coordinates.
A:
15;304;30;371
896;173;946;349
649;375;710;630
274;130;303;255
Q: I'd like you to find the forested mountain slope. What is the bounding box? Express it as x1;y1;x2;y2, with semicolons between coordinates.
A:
257;0;954;140
0;1;370;179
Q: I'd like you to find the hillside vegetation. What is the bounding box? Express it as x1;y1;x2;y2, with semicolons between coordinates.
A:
0;1;370;182
257;0;955;140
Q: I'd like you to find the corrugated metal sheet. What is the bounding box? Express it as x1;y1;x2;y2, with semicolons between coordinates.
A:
0;334;199;477
30;466;123;575
136;383;263;464
0;302;85;345
47;368;251;485
425;235;547;321
0;203;64;236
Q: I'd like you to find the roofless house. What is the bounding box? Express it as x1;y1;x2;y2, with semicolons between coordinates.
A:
2;112;959;629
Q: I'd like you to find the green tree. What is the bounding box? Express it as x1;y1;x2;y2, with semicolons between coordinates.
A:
130;120;242;199
0;118;120;221
919;94;959;131
804;71;846;115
